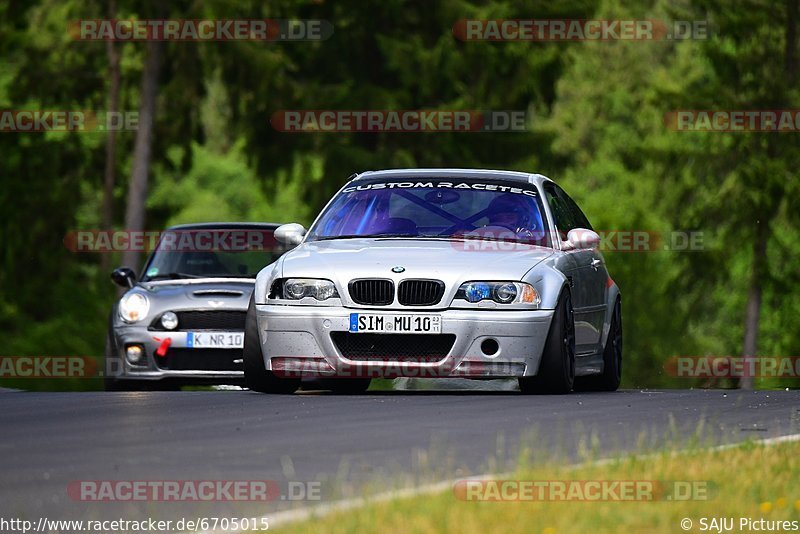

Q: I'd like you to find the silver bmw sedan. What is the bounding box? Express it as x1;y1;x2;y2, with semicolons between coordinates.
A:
246;169;622;395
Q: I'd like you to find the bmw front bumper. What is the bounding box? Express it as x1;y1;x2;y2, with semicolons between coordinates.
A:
255;305;554;378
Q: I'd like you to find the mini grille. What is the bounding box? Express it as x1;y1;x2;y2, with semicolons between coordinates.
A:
149;310;245;331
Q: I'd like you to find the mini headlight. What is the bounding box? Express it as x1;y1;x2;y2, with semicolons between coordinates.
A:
281;278;339;301
456;281;540;306
160;311;179;330
119;293;150;322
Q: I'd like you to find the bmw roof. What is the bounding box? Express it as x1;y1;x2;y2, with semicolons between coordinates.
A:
352;168;554;187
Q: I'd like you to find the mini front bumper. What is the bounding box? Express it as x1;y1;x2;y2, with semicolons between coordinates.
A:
255;304;554;378
108;325;244;382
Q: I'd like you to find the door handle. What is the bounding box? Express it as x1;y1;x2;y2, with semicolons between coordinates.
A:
591;258;601;270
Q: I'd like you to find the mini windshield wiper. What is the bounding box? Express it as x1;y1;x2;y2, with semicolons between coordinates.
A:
145;272;204;281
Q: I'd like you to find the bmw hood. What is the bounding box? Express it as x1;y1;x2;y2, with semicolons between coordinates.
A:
278;238;553;285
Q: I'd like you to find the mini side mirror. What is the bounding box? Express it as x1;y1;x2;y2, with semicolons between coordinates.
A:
111;267;136;288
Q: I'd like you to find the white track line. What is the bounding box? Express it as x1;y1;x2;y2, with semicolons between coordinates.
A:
201;431;800;533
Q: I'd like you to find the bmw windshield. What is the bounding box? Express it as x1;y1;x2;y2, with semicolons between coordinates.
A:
306;179;551;247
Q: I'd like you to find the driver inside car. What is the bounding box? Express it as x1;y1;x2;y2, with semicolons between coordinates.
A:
482;193;544;242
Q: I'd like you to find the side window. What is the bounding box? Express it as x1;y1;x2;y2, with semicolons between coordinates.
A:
554;185;593;231
544;183;575;239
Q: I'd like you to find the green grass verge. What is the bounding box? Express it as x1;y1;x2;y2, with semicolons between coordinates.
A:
269;439;800;533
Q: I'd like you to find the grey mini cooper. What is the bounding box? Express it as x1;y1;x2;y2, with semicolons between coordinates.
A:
245;169;622;394
105;222;285;390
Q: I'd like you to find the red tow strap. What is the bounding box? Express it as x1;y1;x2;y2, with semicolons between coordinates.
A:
155;338;172;358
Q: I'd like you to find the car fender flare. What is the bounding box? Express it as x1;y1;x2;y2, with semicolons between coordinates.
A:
524;263;570;310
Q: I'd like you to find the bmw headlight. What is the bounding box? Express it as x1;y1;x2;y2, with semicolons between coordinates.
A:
274;278;339;301
455;281;540;306
119;292;150;322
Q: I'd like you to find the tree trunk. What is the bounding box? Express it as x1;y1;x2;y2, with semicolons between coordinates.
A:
739;219;768;390
121;39;161;273
100;0;120;271
740;0;800;389
740;0;798;390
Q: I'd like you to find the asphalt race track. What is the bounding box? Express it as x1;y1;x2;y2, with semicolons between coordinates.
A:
2;388;799;525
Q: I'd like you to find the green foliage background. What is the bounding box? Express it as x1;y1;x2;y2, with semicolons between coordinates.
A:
0;0;797;390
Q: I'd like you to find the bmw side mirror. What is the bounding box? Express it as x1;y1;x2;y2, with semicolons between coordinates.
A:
565;228;601;250
274;223;307;246
111;267;136;288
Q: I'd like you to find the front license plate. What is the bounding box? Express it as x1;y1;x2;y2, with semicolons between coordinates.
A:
349;314;441;334
186;332;244;349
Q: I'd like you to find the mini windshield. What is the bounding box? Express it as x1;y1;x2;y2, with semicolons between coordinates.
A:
306;179;550;246
141;228;281;281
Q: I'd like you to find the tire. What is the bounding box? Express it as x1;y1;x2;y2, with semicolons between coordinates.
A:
574;298;622;392
243;297;300;394
518;290;575;394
